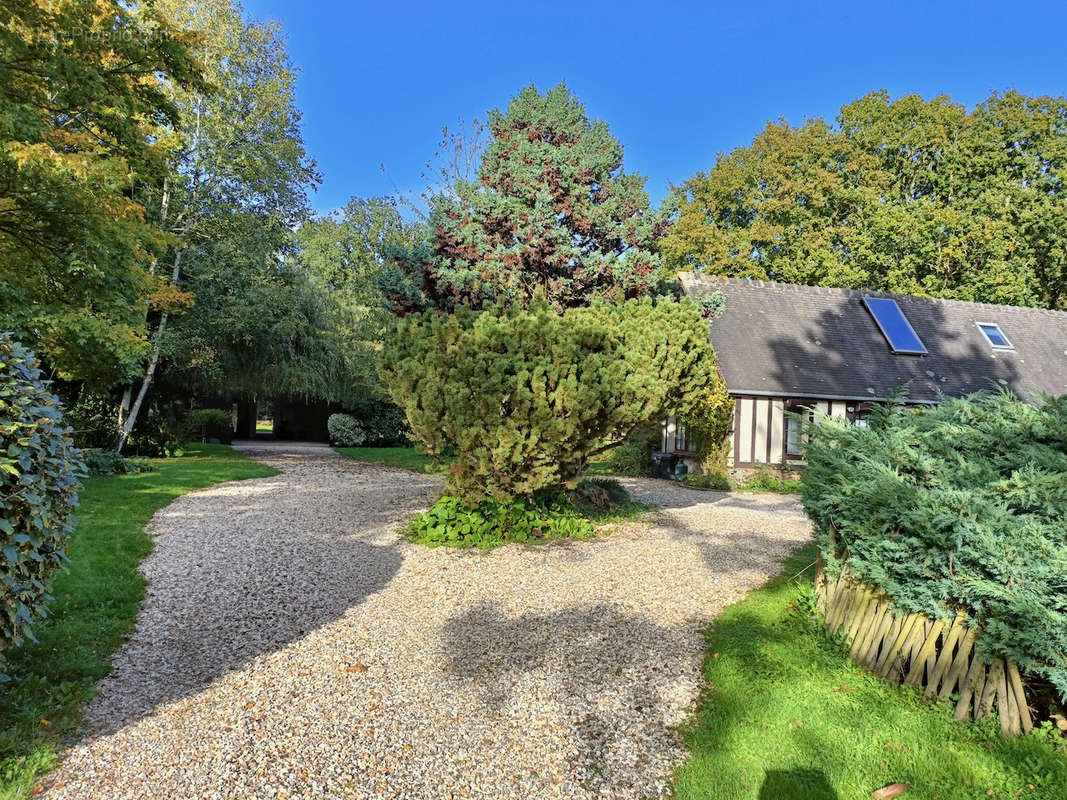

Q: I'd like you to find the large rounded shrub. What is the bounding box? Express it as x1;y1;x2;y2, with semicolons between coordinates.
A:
183;408;234;443
380;296;725;503
0;335;85;654
801;392;1067;703
327;413;366;447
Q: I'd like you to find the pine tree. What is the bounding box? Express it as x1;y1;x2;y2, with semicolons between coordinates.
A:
383;83;670;313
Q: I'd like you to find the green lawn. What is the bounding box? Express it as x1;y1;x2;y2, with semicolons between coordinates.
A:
0;444;276;800
673;543;1067;800
335;446;445;472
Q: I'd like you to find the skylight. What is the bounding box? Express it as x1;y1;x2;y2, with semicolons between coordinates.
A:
862;297;928;355
977;322;1014;351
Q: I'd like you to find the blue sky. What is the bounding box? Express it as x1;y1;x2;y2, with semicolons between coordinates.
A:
242;0;1067;216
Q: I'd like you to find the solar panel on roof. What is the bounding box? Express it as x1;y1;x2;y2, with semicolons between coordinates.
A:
862;297;927;355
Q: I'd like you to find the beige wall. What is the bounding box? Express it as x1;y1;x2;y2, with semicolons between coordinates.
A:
729;396;855;467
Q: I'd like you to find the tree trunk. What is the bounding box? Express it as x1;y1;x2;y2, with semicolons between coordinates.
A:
114;104;200;453
115;250;183;453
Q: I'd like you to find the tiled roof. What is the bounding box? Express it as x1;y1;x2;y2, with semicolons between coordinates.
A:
680;273;1067;403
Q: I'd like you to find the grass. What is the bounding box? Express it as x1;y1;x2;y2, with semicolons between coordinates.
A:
335;445;445;472
733;469;803;494
582;460;617;476
673;543;1067;800
0;444;276;800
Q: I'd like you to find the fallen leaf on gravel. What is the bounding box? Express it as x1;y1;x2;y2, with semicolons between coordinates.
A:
244;701;254;710
346;663;368;673
871;783;907;799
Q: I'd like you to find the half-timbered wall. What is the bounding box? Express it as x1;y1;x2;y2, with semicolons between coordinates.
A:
662;396;859;469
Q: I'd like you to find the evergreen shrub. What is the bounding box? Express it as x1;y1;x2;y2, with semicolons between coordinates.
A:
182;408;233;443
381;296;721;503
327;413;366;447
0;335;85;655
601;423;661;476
801;392;1067;702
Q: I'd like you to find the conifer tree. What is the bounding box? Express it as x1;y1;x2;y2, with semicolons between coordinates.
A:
383;83;671;313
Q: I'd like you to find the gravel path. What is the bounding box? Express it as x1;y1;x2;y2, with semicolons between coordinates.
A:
45;445;811;800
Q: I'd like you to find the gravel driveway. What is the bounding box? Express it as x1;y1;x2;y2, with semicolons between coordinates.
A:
45;444;811;800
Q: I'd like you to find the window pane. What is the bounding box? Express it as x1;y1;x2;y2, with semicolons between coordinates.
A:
979;323;1012;349
785;416;801;455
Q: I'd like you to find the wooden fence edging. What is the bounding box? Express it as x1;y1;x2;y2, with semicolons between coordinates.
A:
815;562;1032;736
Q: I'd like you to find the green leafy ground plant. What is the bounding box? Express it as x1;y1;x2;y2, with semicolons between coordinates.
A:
409;479;644;549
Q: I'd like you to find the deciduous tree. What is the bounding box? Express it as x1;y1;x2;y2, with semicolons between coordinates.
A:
662;90;1067;309
297;197;423;400
0;0;202;385
117;0;319;449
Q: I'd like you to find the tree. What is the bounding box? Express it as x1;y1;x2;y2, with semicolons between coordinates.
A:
0;0;202;386
296;197;424;401
661;90;1067;309
116;0;319;450
382;83;671;314
162;211;343;402
381;297;718;503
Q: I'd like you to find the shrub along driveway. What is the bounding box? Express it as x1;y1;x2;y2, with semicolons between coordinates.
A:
44;445;811;800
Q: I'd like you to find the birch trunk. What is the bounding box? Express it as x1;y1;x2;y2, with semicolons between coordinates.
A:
116;250;183;452
115;100;200;452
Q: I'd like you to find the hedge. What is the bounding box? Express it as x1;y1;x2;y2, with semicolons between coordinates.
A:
0;335;85;656
800;392;1067;703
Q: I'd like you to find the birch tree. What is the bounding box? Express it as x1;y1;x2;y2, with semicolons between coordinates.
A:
116;0;317;450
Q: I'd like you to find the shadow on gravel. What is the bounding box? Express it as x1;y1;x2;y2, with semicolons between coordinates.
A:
83;454;437;739
617;478;803;515
439;602;690;790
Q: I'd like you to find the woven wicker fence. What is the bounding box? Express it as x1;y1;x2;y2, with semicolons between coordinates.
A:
815;561;1033;736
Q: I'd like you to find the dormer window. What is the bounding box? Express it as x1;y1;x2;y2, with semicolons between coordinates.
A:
977;322;1014;351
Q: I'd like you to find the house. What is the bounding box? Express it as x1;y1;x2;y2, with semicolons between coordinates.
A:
662;273;1067;471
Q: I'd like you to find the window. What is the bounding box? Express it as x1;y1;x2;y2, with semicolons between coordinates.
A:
674;422;692;452
785;404;818;457
785;415;802;456
977;322;1014;351
862;297;928;355
846;403;871;428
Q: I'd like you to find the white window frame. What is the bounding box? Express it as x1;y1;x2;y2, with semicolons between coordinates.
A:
784;406;813;457
975;321;1014;352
